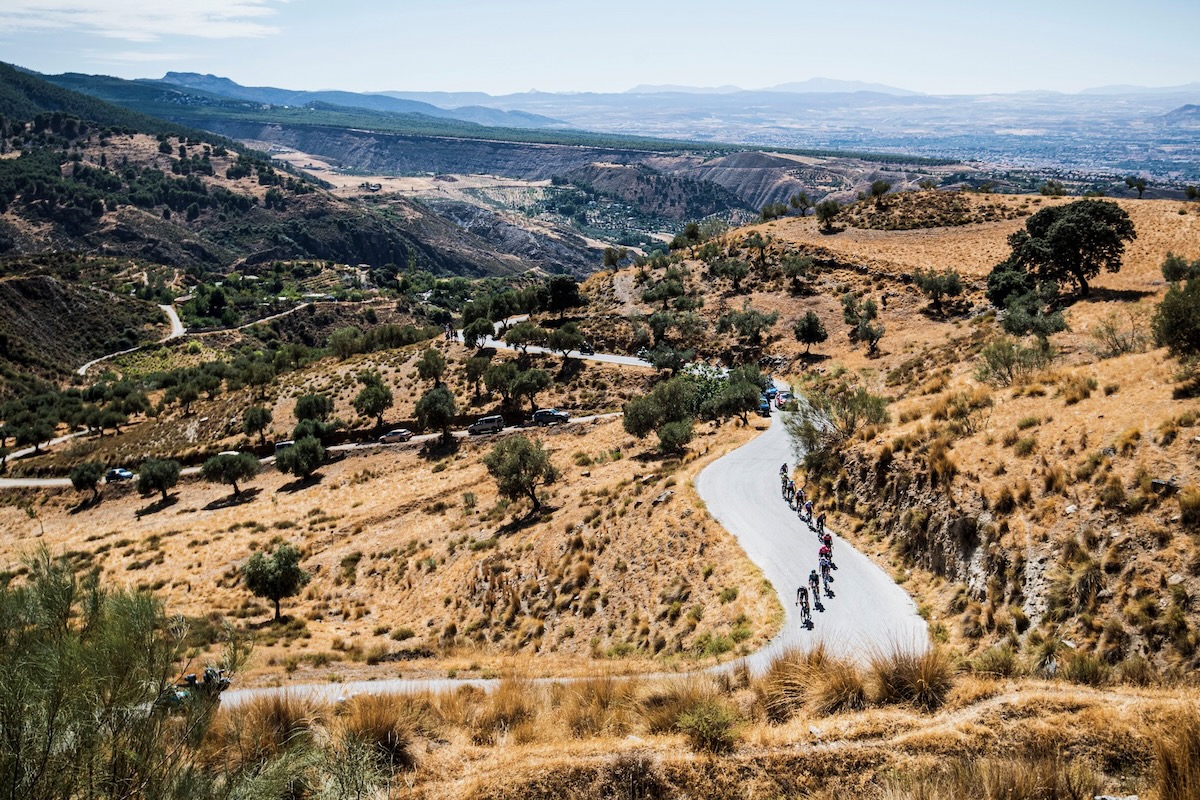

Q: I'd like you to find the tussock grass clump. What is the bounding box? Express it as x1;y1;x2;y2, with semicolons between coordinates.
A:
1179;485;1200;529
206;693;322;767
334;693;431;770
469;676;538;745
1153;705;1200;800
868;645;955;712
876;756;1099;800
757;644;867;719
557;674;638;738
637;676;721;734
972;643;1020;677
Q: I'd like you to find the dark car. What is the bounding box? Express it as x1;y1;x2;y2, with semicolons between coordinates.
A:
532;408;569;426
579;342;595;355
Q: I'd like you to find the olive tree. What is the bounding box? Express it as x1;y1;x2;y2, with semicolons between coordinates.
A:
137;458;180;502
242;542;311;621
483;435;559;512
201;452;260;497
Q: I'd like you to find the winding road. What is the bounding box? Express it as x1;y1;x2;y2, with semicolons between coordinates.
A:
223;409;927;705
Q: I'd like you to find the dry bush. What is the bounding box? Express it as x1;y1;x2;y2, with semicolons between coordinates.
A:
637;676;721;734
868;645;955;712
205;692;323;767
558;674;639;738
675;698;741;754
1152;705;1200;800
1116;427;1142;455
334;693;433;771
470;675;540;745
926;438;957;490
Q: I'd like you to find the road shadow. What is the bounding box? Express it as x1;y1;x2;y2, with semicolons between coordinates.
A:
135;495;178;519
277;474;323;494
203;487;262;511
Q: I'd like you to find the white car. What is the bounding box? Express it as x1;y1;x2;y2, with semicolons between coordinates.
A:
379;428;414;443
775;391;793;409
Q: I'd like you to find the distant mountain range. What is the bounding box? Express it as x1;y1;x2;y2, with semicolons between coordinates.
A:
157;72;565;129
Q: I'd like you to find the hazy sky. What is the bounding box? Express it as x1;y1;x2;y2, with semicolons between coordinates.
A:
2;0;1197;95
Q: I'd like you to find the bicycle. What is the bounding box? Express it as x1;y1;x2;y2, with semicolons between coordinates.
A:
796;588;811;625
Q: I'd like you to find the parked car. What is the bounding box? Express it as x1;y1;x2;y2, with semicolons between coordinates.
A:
274;440;295;453
532;408;569;426
379;428;414;443
467;415;504;435
217;450;241;457
105;468;133;482
579;342;595;355
765;385;779;399
758;397;772;417
775;391;793;409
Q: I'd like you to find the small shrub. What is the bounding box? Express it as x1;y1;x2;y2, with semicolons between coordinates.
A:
1063;652;1109;686
972;643;1019;677
675;699;740;754
718;587;738;604
1014;437;1037;457
1098;475;1126;509
1059;373;1098;405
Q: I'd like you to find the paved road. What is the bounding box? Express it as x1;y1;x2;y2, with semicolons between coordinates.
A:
223;409;927;706
697;409;927;670
0;413;624;490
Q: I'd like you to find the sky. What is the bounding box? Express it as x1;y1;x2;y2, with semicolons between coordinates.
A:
1;0;1197;96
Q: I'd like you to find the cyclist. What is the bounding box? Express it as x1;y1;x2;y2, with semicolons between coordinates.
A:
803;500;814;526
815;511;827;535
819;544;831;562
819;555;833;593
796;584;811;624
786;478;796;503
822;532;834;561
808;568;820;601
780;463;788;477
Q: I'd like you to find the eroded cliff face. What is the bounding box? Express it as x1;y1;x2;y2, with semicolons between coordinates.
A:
833;446;1048;630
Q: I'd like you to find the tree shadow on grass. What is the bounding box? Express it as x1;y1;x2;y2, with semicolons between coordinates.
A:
556;357;585;383
419;435;460;461
135;494;178;519
277;474;322;494
1080;286;1155;304
795;352;831;368
69;495;103;515
496;505;556;536
203;487;262;511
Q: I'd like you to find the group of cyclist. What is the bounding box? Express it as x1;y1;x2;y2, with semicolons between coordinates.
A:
781;463;835;627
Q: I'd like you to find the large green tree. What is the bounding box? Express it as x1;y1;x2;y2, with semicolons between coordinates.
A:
242;542;311;621
793;311;828;354
137;458;180;502
483;435;559;512
275;436;325;481
69;461;104;502
201;452;260;497
352;371;393;426
243;405;273;445
415;348;447;386
415;386;457;442
1002;199;1136;297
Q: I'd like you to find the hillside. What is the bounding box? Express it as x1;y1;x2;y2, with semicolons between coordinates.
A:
0;63;592;277
0;273;161;375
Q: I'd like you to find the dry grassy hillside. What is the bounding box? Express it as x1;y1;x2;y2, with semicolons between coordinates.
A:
0;346;780;685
